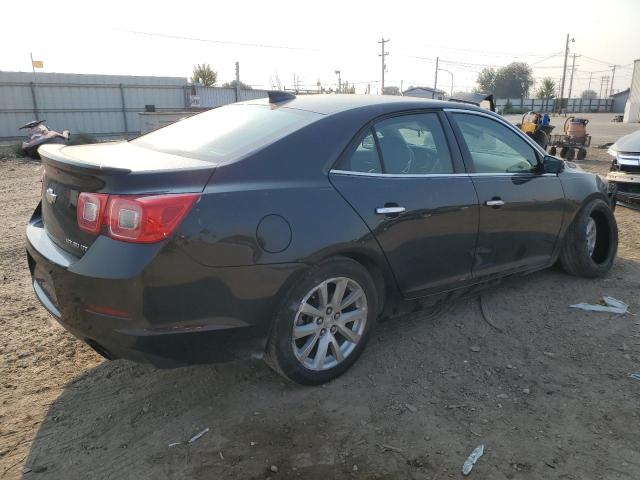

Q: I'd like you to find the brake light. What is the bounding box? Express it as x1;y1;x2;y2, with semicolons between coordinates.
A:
78;192;109;234
107;194;199;243
76;193;199;243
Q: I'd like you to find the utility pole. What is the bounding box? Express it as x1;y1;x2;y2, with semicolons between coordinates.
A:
334;70;342;93
433;56;439;99
567;53;578;100
587;71;593;91
235;61;240;102
599;76;609;98
609;65;616;96
378;37;390;94
558;33;574;114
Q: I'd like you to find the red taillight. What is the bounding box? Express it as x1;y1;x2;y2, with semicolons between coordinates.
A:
107;194;199;243
77;192;109;234
76;193;199;243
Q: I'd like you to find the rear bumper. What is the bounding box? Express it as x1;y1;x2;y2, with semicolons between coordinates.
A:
26;212;305;367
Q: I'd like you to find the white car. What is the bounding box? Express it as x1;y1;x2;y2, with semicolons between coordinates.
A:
607;130;640;209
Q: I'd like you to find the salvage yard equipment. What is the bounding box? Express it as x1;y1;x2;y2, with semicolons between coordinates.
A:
547;117;591;161
517;111;554;149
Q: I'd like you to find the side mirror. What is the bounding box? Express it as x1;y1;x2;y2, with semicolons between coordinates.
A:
542;155;564;174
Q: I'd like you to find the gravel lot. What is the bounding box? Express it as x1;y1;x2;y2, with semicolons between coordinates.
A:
1;114;640;480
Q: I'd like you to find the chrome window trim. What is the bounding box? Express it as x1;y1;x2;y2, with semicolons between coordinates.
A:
443;107;549;158
328;169;557;178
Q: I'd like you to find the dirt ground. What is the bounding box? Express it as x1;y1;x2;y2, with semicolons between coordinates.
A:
1;114;640;480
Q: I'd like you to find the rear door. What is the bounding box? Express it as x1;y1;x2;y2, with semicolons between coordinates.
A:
447;111;565;277
329;111;479;298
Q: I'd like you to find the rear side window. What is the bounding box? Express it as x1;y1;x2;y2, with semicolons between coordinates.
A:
336;130;382;173
375;113;453;174
336;113;453;175
133;104;320;162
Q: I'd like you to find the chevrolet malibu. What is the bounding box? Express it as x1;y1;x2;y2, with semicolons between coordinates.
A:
26;93;618;384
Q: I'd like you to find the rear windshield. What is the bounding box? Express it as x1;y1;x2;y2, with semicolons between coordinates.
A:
133;104;321;161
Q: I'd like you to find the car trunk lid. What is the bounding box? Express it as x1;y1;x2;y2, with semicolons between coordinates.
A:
39;142;216;257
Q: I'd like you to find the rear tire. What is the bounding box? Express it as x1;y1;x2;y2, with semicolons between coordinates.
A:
264;257;378;385
559;147;568;159
577;148;587;160
559;198;618;278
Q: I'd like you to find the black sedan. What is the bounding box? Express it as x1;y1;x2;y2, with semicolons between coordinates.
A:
26;93;618;384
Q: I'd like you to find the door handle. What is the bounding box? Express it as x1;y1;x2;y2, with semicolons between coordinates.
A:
376;206;406;215
485;199;505;207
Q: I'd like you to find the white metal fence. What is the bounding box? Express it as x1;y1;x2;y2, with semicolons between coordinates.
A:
0;71;268;141
495;97;613;114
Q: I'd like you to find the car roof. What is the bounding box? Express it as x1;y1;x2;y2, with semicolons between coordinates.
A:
243;94;484;116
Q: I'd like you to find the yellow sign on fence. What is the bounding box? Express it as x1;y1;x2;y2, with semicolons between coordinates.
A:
32;60;44;69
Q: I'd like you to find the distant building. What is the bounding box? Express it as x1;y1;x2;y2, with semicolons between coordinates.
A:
624;59;640;122
382;86;401;96
611;88;630;113
402;86;446;100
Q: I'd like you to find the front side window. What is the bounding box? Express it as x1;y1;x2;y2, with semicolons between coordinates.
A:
452;113;539;173
374;113;454;174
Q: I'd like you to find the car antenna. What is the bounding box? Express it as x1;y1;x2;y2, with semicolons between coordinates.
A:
267;91;296;103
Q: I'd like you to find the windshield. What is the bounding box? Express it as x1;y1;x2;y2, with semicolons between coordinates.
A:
133;104;321;161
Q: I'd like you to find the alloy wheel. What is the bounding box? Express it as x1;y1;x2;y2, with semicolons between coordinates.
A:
292;277;368;371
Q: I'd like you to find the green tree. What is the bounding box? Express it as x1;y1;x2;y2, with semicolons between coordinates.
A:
580;89;598;100
222;79;252;90
476;68;497;93
536;77;556;99
477;62;533;98
191;64;218;86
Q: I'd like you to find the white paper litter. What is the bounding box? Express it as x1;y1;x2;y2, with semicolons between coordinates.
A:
570;296;628;314
462;444;484;476
188;427;210;443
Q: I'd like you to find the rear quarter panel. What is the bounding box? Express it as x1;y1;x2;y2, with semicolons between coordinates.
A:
175;111;393;281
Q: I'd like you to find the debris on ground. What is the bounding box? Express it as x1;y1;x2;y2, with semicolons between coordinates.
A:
405;403;418;413
470;346;481;352
167;442;181;448
270;465;279;473
377;443;403;453
462;444;485;476
570;296;629;314
188;427;210;444
629;373;640;381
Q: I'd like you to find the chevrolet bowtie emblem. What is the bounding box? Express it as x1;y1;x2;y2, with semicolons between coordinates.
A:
45;187;57;205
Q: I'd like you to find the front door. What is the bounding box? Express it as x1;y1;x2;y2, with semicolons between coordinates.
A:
330;111;479;298
448;111;565;277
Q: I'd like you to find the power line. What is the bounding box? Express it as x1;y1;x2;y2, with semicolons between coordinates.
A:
114;28;320;51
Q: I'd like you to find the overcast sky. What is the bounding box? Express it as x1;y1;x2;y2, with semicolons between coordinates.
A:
2;0;638;96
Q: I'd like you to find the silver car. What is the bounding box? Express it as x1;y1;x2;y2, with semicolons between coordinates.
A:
607;130;640;209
